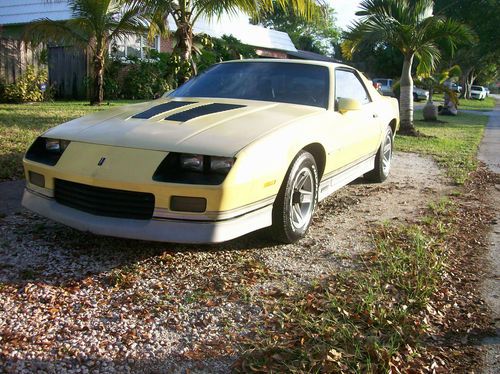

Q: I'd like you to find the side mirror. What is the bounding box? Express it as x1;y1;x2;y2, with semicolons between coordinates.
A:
337;97;362;114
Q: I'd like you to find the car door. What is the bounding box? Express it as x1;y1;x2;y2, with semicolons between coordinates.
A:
323;68;382;174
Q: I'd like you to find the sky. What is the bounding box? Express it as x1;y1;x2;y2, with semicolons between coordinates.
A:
330;0;363;31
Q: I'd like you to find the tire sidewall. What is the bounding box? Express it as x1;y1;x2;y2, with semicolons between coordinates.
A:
275;151;319;242
380;126;393;180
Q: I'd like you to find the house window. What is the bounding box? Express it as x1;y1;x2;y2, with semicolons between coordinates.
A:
110;35;160;59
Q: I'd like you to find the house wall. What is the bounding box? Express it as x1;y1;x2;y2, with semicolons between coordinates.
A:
0;0;71;25
159;37;174;54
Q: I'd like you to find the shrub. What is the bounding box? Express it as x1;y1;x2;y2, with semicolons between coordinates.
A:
103;52;174;100
122;57;172;99
3;66;49;103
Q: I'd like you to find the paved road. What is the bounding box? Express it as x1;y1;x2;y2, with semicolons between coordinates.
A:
0;180;24;217
478;97;500;373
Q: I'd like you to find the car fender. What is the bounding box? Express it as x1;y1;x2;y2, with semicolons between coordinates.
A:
226;114;328;204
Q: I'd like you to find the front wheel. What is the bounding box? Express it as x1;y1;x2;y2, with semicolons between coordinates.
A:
365;127;393;183
272;151;318;243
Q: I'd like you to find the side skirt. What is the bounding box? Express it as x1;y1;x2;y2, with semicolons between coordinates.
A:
318;155;375;202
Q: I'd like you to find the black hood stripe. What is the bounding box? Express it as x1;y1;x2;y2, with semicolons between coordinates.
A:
132;101;196;119
164;103;246;122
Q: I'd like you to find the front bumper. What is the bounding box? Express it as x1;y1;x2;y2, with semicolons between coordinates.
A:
22;188;273;243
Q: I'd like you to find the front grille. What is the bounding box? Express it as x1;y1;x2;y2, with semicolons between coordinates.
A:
54;179;155;220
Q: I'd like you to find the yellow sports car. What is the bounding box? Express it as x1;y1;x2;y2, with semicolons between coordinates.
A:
22;59;399;244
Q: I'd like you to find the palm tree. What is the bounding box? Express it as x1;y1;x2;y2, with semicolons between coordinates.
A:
27;0;148;105
141;0;322;82
343;0;473;135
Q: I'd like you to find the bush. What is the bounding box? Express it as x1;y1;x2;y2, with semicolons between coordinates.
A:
104;52;174;100
122;58;172;99
2;66;49;103
100;35;257;100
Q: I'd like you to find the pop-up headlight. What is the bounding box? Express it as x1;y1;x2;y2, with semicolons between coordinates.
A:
26;137;71;166
153;153;235;185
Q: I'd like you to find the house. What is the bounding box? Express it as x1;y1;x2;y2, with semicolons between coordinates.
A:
0;0;298;99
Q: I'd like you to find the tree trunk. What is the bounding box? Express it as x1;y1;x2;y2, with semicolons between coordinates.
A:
462;68;474;100
91;52;104;105
174;21;194;84
399;54;417;135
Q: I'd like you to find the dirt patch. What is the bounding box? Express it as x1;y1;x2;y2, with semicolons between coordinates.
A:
0;152;454;373
258;152;452;282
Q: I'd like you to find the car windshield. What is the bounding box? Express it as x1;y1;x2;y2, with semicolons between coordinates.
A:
170;62;330;109
472;85;482;90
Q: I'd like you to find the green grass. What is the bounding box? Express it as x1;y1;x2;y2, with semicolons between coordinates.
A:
238;217;448;372
395;110;488;184
432;93;496;111
0;100;143;181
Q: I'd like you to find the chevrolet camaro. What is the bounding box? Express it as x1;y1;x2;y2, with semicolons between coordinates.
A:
22;60;400;244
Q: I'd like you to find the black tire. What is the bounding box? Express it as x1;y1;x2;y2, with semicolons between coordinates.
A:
271;151;318;243
365;127;393;183
413;93;418;101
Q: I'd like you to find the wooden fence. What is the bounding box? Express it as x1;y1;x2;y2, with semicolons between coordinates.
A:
0;38;44;83
48;46;88;99
0;38;88;99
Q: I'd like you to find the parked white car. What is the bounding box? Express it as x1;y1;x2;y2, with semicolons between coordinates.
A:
444;80;462;93
470;85;487;100
372;78;429;101
372;78;394;96
413;86;429;101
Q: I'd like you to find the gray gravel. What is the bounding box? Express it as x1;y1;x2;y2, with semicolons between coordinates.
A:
0;152;451;373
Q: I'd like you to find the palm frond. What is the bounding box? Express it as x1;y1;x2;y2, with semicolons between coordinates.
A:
107;4;149;42
25;18;90;48
415;42;440;76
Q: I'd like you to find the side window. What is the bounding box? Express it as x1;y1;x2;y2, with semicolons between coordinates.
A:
335;69;371;107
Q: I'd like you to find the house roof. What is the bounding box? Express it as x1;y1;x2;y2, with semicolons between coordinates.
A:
0;0;71;25
168;16;297;52
0;0;297;52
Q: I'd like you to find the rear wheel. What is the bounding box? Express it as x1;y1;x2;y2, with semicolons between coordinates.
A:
365;127;393;183
272;151;318;243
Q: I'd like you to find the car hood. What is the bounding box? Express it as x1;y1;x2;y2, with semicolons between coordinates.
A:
44;98;324;156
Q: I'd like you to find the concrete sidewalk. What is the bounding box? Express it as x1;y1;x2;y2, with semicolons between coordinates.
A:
478;99;500;374
478;104;500;173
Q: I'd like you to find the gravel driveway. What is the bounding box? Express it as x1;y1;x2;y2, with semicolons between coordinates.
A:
0;152;451;373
